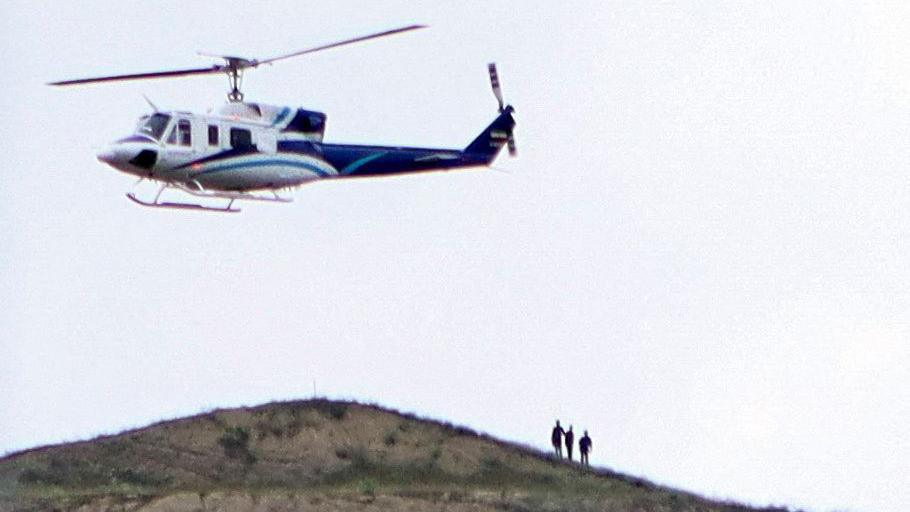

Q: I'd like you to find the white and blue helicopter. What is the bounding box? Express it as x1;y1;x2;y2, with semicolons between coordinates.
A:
50;25;516;212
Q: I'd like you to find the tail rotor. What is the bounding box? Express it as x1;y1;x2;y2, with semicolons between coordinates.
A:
488;63;517;157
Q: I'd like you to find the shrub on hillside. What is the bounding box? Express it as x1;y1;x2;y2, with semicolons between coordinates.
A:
358;477;377;497
312;401;348;420
383;431;398;446
217;426;256;464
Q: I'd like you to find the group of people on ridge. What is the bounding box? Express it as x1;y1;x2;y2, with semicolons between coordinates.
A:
551;420;592;466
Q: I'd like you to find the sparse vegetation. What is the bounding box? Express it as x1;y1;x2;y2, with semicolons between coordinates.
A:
217;426;256;464
0;399;776;512
358;477;377;497
383;430;398;446
253;408;305;440
310;400;348;420
334;447;350;460
17;457;172;491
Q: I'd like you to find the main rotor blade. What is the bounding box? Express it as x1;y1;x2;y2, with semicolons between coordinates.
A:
48;66;223;86
256;24;426;65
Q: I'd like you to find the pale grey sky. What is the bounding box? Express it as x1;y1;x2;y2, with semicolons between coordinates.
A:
2;2;909;511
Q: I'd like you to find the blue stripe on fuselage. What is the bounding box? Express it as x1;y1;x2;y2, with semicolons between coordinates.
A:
191;159;331;178
116;135;158;144
174;148;259;170
340;152;387;175
271;107;291;127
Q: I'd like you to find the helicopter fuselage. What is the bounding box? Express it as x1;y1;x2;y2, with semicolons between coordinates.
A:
98;101;514;193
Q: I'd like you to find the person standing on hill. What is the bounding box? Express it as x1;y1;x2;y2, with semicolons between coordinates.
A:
579;430;593;467
565;426;575;461
551;420;565;458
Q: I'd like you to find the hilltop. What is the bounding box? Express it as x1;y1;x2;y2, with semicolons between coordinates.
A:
0;400;790;512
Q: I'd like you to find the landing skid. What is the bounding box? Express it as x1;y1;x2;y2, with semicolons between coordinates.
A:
126;193;241;213
126;181;294;213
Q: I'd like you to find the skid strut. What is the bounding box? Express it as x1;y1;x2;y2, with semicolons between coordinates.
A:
125;181;293;212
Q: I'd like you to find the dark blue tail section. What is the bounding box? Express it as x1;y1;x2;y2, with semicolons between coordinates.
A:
310;106;517;178
464;106;516;164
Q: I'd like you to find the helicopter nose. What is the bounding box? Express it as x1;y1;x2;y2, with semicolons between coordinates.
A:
96;147;118;164
96;145;131;166
97;144;158;172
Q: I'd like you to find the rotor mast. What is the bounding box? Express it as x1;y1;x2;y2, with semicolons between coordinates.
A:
223;58;250;102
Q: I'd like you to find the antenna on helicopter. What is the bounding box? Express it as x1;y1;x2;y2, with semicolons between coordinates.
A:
142;94;160;113
488;63;517;157
48;25;426;103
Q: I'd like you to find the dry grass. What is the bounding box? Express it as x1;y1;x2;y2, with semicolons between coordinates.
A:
0;399;792;512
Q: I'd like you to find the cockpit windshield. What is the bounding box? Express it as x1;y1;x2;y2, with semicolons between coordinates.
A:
135;113;171;140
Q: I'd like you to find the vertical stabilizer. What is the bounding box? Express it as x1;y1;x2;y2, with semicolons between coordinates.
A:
464;106;516;164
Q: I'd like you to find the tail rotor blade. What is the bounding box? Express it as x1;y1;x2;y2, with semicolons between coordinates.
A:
507;133;517;157
488;63;505;112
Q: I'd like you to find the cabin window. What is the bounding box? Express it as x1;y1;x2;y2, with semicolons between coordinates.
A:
165;126;176;145
230;127;253;150
208;125;219;146
177;120;192;147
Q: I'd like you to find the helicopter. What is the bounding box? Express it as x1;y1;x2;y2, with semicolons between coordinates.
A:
49;25;516;213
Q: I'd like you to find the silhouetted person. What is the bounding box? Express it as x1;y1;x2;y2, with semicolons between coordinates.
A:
551;420;565;458
579;430;592;467
565;426;575;461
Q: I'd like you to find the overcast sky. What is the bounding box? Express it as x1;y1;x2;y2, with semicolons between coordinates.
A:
2;2;909;511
